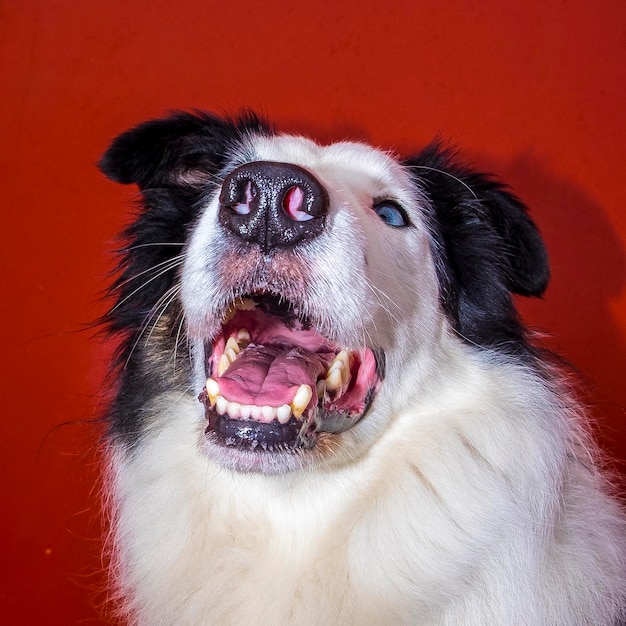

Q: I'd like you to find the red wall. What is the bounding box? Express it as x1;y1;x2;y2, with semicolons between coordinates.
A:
2;1;625;622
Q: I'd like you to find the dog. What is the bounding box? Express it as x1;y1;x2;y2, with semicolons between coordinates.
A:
99;111;626;625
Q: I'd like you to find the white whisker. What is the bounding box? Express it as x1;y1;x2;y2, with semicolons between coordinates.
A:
172;310;188;369
121;242;185;251
123;284;181;369
113;255;186;292
109;258;185;315
412;165;478;200
363;278;402;327
143;286;182;347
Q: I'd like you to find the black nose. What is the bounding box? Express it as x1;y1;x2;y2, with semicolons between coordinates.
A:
218;161;328;252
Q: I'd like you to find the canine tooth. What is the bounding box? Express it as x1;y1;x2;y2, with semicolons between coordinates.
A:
261;405;276;422
337;349;350;367
327;350;351;384
276;404;292;424
217;354;231;376
327;360;344;376
215;395;227;415
339;364;350;386
225;347;238;363
338;350;352;383
326;367;343;391
236;328;250;347
205;378;220;405
225;337;240;354
291;384;313;418
226;401;241;419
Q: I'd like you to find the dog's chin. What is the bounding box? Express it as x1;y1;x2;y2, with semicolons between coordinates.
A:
201;397;377;474
201;434;310;474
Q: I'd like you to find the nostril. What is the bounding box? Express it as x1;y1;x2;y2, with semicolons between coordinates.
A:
282;186;313;222
229;180;257;216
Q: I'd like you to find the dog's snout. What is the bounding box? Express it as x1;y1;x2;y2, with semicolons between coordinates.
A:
218;161;328;252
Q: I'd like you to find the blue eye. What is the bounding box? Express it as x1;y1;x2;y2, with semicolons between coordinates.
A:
373;201;409;227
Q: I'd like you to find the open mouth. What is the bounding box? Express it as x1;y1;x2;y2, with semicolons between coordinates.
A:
199;293;383;454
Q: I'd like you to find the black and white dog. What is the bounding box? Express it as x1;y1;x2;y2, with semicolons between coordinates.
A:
100;112;626;624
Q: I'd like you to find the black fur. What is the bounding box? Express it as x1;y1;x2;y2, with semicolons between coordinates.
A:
405;144;549;356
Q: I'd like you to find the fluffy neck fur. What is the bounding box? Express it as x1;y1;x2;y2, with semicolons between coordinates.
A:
107;341;625;625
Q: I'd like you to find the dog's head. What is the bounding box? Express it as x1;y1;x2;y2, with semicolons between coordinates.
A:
100;112;548;473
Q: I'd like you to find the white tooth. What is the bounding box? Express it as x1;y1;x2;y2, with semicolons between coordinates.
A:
291;384;313;418
225;337;240;354
327;360;344;377
261;405;276;422
206;378;220;395
236;328;251;348
327;350;351;385
226;401;241;419
316;380;326;399
338;350;351;384
276;404;292;424
327;359;340;372
326;367;342;391
240;404;252;419
225;347;238;363
206;378;220;405
340;365;350;386
337;349;350;366
218;354;230;376
215;396;227;415
250;405;262;420
327;359;346;374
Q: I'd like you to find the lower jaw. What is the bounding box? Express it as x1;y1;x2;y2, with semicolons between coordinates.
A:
202;428;318;474
202;406;366;474
209;413;314;449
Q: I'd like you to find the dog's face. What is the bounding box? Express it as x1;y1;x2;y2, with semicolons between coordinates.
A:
181;134;442;472
100;112;549;474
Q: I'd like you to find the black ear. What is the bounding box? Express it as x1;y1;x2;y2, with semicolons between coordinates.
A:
406;143;550;353
99;110;269;189
476;180;549;298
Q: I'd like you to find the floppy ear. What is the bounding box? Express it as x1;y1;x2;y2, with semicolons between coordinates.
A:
476;180;549;298
99;110;268;189
406;143;550;353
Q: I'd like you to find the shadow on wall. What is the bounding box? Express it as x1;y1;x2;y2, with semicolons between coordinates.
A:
480;152;626;462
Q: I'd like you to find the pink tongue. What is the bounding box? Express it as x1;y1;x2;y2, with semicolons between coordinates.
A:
216;345;333;406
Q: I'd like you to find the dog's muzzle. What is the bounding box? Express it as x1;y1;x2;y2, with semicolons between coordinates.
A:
197;162;383;467
218;161;329;252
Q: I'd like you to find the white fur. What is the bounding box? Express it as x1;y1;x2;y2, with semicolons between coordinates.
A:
107;135;626;624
